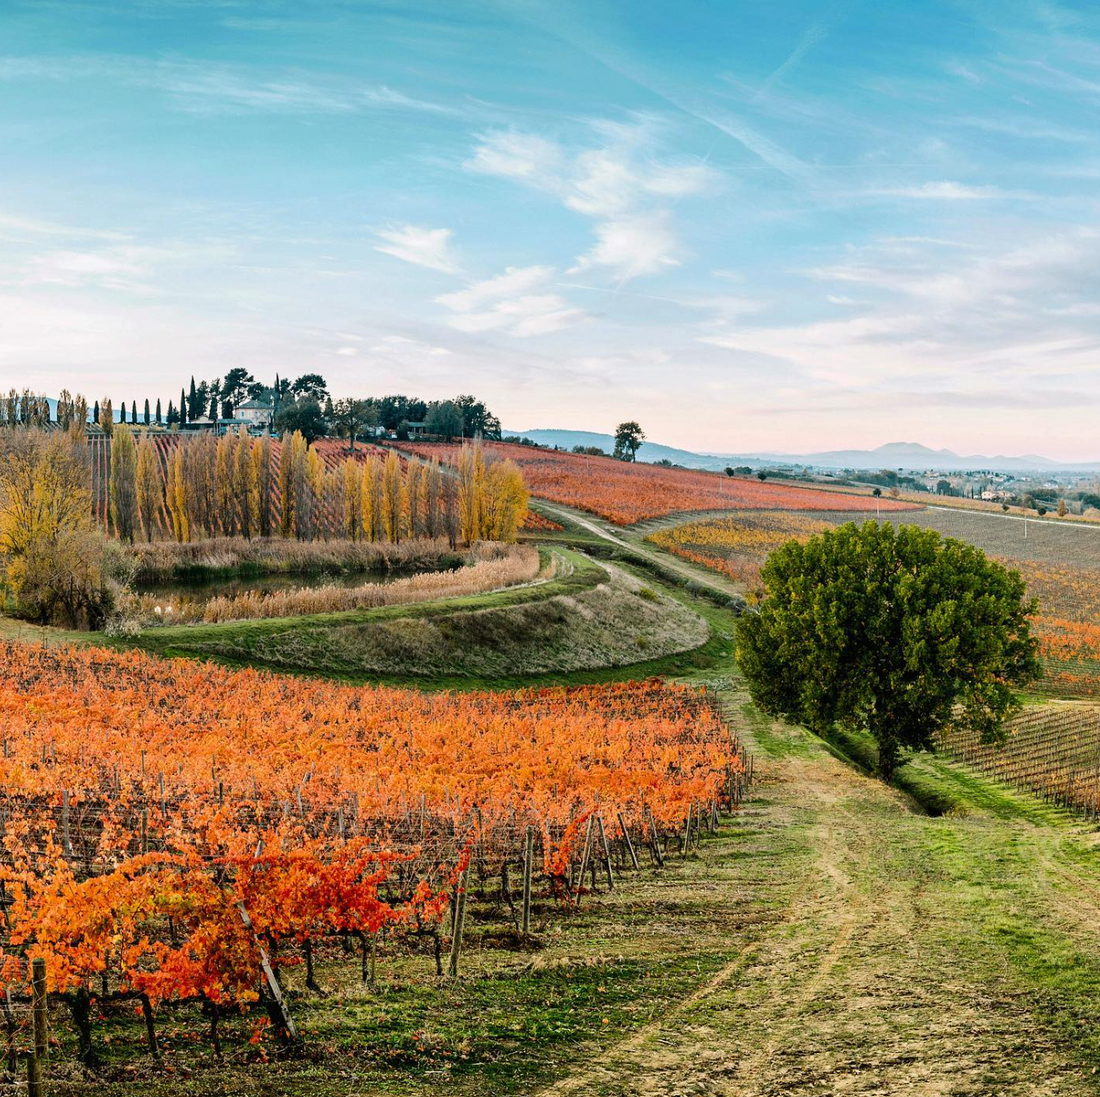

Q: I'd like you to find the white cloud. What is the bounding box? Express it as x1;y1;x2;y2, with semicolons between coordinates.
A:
7;240;237;292
373;225;460;274
464;131;565;187
568;214;680;279
700;225;1100;389
367;334;453;359
0;55;464;117
335;346;358;356
436;265;554;312
436;265;587;337
465;121;716;280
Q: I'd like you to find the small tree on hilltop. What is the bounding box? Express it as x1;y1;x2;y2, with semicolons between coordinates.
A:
613;421;645;462
332;398;377;452
736;521;1041;781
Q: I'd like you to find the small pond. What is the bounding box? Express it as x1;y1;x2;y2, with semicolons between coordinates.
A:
135;570;404;603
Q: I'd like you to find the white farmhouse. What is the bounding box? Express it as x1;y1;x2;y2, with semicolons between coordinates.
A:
237;399;274;429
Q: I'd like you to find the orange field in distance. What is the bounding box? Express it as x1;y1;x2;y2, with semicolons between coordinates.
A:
400;442;921;525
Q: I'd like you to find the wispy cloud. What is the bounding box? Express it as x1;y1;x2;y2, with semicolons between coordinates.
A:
436;265;587;337
466;120;716;279
752;0;862;101
0;55;466;116
374;226;460;274
867;181;1031;200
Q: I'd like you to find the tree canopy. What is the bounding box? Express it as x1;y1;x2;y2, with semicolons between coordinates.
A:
331;398;377;450
736;521;1042;779
425;400;464;441
275;399;327;444
613;421;645;462
290;373;330;403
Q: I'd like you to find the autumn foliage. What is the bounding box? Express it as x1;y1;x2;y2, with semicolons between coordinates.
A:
0;642;740;1031
400;441;920;525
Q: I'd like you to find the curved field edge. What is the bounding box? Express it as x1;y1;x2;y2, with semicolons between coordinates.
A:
126;548;732;690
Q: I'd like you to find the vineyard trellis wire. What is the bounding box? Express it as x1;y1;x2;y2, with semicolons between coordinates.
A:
934;701;1100;816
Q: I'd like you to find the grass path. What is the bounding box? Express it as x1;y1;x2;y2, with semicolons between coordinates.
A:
532;685;1100;1097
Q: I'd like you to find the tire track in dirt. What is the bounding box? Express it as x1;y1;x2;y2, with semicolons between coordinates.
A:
535;727;1094;1097
534;751;876;1097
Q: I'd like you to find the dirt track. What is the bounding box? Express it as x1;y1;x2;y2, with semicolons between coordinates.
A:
535;699;1100;1097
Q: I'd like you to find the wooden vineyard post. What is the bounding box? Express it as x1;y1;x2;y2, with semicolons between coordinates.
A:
647;809;665;867
26;956;46;1097
26;1051;42;1097
595;816;614;890
521;825;535;934
617;811;639;871
447;862;470;978
575;815;595;906
32;958;46;1065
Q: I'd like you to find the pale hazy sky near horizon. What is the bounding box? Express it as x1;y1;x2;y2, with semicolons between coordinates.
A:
2;1;1100;458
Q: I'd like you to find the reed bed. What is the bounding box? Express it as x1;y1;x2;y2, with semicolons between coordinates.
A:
125;543;544;626
131;535;461;583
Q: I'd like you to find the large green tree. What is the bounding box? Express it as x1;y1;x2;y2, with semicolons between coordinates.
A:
736;521;1041;780
290;373;330;403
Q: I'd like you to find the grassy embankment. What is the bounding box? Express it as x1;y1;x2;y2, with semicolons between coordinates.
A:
128;544;727;690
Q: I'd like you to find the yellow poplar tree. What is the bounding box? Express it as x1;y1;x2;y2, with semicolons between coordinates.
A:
252;434;272;537
235;429;255;538
304;447;325;540
135;436;163;542
109;424;138;543
166;444;189;542
484;459;529;542
421;458;441;539
361;456;383;542
215;432;237;536
405;459;422;538
457;440;486;543
343;458;362;540
381;450;405;542
279;432;304;538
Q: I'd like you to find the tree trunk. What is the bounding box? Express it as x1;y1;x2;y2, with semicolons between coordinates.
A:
69;987;98;1070
876;729;899;782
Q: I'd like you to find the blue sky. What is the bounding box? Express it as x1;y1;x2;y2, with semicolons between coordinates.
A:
3;0;1100;457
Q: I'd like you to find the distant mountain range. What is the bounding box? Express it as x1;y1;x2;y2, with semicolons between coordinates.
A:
505;431;1100;475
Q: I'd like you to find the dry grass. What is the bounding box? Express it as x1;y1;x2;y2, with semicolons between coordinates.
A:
130;536;461;583
125;543;543;625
